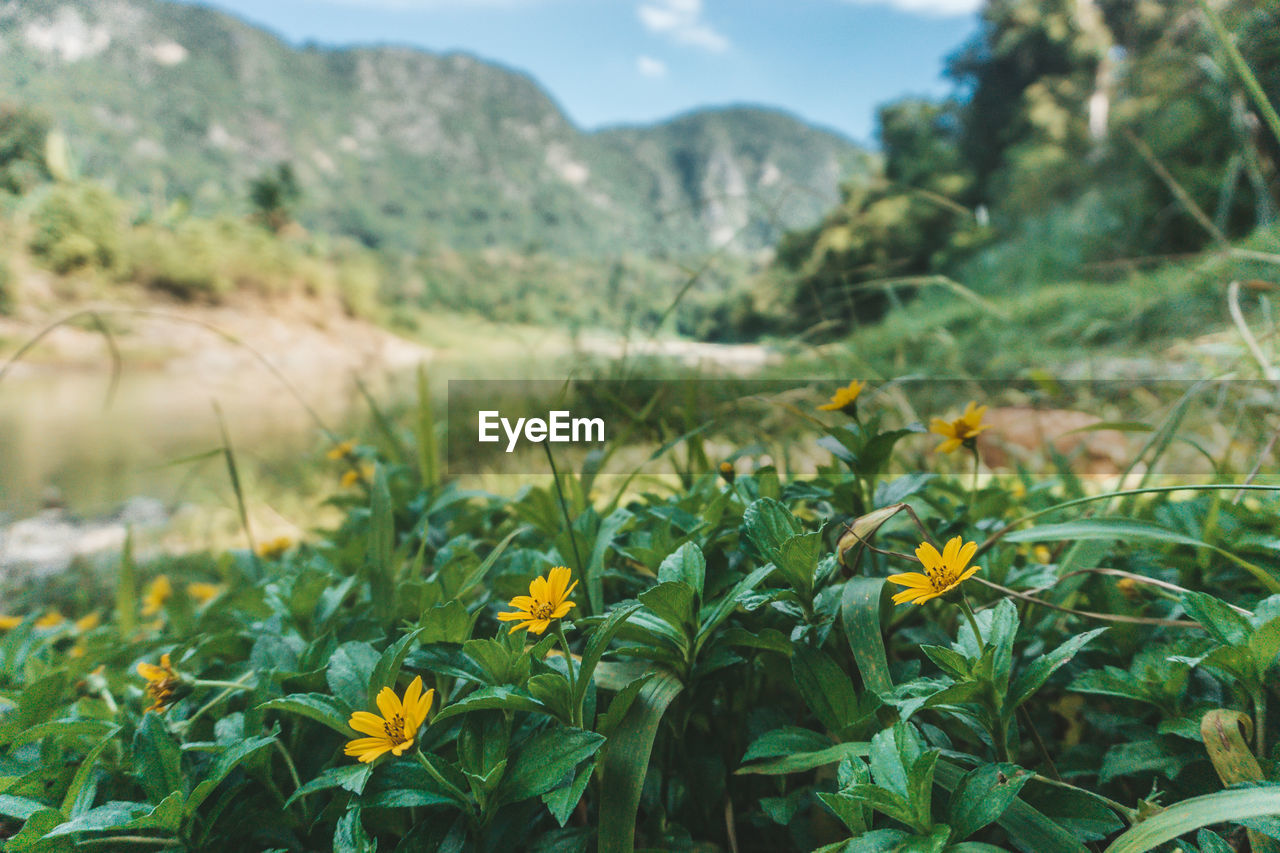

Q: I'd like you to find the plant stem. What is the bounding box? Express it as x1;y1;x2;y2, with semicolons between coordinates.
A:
969;445;980;505
181;672;256;729
555;621;581;727
1256;689;1268;758
957;593;985;651
542;443;585;584
1031;774;1138;826
414;749;474;815
1195;0;1280;150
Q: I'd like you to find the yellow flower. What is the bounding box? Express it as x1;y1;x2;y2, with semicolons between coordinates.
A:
74;612;101;632
343;676;434;764
497;566;578;635
69;643;86;659
0;616;22;630
929;401;990;454
888;536;982;606
187;582;225;605
141;575;172;617
137;653;184;713
1033;545;1052;565
256;536;293;559
340;465;373;489
718;461;736;484
818;380;867;415
1117;577;1140;600
326;439;356;461
35;610;65;629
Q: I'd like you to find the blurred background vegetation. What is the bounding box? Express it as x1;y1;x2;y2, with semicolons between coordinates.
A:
0;0;1278;525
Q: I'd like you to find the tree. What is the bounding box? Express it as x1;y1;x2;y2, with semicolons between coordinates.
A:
248;162;301;233
0;104;53;195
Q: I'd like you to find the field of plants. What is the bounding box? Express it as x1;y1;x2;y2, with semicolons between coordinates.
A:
0;378;1277;852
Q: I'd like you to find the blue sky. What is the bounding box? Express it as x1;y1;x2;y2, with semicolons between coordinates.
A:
185;0;980;144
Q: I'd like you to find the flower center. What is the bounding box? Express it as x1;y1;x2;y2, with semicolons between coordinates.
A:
532;601;554;620
952;418;975;439
383;713;407;742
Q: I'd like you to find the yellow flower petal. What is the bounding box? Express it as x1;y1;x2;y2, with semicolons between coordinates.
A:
349;711;389;738
375;686;402;721
914;543;943;571
886;572;934;588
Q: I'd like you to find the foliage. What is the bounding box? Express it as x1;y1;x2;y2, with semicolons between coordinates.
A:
0;104;52;196
249;163;302;235
772;0;1280;332
1;385;1278;852
28;182;125;274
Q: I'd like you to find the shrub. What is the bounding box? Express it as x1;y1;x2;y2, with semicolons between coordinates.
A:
0;258;13;314
28;182;124;273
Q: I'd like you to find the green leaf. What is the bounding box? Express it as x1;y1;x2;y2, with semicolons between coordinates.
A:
741;727;834;763
792;646;861;733
906;750;941;829
0;795;48;821
430;685;549;724
0;672;69;742
43;794;184;838
370;628;425;696
921;645;971;680
842;577;893;696
542;758;595;827
453;525;526;600
586;507;632;615
1100;739;1194;785
5;809;67;853
368;463;397;620
186;733;277;812
598;671;683;853
418;600;477;644
1182;592;1253;648
657;542;705;598
494;727;605;806
742;498;802;564
285;764;373;808
818;790;868;836
736;742;869;776
638;581;697;638
697;564;774;645
334;807;375;853
1195;829;1237;853
527;673;575;723
948;763;1033;841
327;641;381;710
576;602;644;708
260;693;353;735
842;784;916;826
1003;520;1280;593
933;760;1086;853
133;714;184;804
869;723;919;798
10;719;116;748
1009;627;1107;710
1104;786;1280;853
595;672;654;738
775;531;823;597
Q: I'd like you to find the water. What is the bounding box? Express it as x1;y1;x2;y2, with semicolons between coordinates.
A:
0;365;380;518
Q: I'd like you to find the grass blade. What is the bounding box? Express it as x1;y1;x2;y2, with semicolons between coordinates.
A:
598;670;683;853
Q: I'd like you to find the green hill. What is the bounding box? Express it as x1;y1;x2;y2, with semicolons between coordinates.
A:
0;0;869;256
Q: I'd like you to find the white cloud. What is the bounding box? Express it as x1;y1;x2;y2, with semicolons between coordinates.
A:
637;0;728;52
842;0;981;16
636;54;668;77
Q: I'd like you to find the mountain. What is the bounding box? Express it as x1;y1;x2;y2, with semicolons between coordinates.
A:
0;0;870;256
